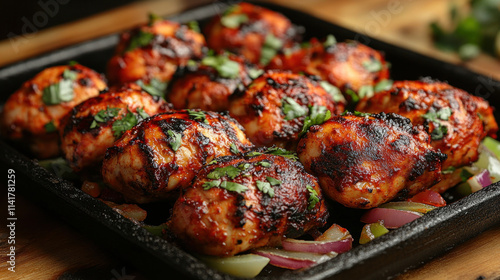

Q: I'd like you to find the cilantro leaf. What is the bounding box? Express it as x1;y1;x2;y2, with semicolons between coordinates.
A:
203;179;221;190
282;97;308;120
306;185;320;210
126;30;155;52
320;81;345;103
167;130;182;151
260;34;283;65
42;79;74;105
220;181;248;193
207;166;241;180
323;34;337;48
345;89;360;103
430;125;448;140
136;108;150;120
112;110;138;138
358;85;374;99
246;151;263;157
238;163;251;170
44;121;57;132
256;161;271;167
201;54;240;79
266;176;281;186
374;79;393;92
362;58;383;72
187;109;209;124
299;105;331;137
265;147;298;161
136;79;167;98
62;69;77;80
187;20;200;32
91;107;121;129
256;180;275;197
221;14;249;28
230;143;240;154
248;68;264;79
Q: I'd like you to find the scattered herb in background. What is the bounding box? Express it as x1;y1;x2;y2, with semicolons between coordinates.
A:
282;97;308;120
126;30;155;52
201;54;240;79
44;121;57;132
430;0;500;60
41;70;77;105
136;79;167;98
260;33;283;65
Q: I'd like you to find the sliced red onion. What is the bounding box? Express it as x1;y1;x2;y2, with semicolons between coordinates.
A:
315;223;350;242
407;189;446;207
253;247;335;270
360;207;423;229
281;237;353;254
468;169;492;192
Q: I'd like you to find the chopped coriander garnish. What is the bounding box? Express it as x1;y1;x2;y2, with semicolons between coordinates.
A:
221;14;249;28
266;176;281;186
238;163;251;170
187;20;200;32
230;143;240;154
320;81;345;103
44;121;57;132
256;180;275;198
351;111;372;117
220;181;248;193
265;147;298;161
148;13;162;26
362;58;383;72
422;107;452;140
136;107;150;120
42;79;74;105
68;60;79;66
208;159;218;165
136;79;167;98
187;109;209;124
207;166;241;180
203;179;221;190
201;54;240;79
256;161;271;167
442;166;456;174
248;68;264;79
374;79;393;92
282;97;308;120
358;85;375;99
90;107;121;129
323;34;337;48
260;34;283;65
430;125;448;140
62;69;77;80
246;151;263;157
299;105;331;137
306;185;319;210
112;110;138;138
345;89;360;103
167;130;182;151
126;30;155;52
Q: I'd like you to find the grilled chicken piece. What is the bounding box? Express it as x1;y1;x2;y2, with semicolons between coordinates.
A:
107;18;205;87
228;70;345;149
356;79;498;190
297;113;446;209
267;38;390;97
101;110;253;203
60;83;172;173
204;2;299;65
170;151;328;256
0;64;107;158
167;53;255;111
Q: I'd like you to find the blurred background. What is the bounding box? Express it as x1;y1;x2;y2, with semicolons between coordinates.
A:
1;0;500;81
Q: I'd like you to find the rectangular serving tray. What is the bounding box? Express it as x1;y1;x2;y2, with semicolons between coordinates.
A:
1;2;500;279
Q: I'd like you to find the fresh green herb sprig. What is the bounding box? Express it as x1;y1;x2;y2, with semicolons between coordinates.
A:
167;130;182;151
187;109;209;124
282;97;308;120
299;105;331;137
306;185;320;210
221;14;249;28
126;30;155;52
201;54;240;79
421;107;452;140
137;78;168;98
260;34;283;65
42;69;77;105
91;107;121;129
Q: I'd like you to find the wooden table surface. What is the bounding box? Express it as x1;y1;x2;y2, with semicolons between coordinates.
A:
1;0;500;279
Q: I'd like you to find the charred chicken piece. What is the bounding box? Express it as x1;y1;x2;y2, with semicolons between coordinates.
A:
170;151;328;256
101;110;253;203
167;52;255;111
267;37;390;96
0;64;107;158
297;113;446;209
228;70;345;149
107;18;206;87
204;2;299;65
356;79;498;191
60;83;172;173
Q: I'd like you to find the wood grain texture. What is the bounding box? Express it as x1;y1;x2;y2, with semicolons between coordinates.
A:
1;0;500;279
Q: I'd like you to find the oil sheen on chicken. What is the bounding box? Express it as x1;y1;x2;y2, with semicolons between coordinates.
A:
107;18;205;87
167;53;254;112
60;83;172;173
297;112;446;209
170;152;328;256
101;110;253;203
267;37;390;96
356;79;498;192
229;70;345;149
204;2;298;65
0;64;107;158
